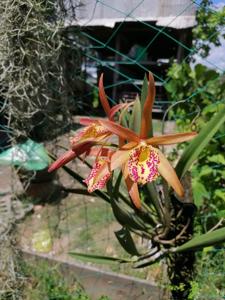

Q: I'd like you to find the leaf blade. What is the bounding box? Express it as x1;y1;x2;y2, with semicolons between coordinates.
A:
175;227;225;253
176;106;225;178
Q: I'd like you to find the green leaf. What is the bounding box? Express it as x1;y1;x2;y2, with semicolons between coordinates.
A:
110;195;149;232
198;165;213;177
146;182;162;219
140;74;148;111
69;252;133;265
129;97;141;134
217;210;225;218
176;105;225;178
192;179;209;207
114;227;140;256
215;189;225;201
175;227;225;253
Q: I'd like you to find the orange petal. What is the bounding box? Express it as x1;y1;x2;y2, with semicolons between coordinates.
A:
157;150;184;198
85;147;114;157
125;176;142;209
146;132;197;145
140;72;155;139
110;149;131;171
98;119;140;143
109;103;128;120
48;141;95;172
99;73;111;118
109;102;134;121
79;117;98;126
121;141;138;150
48;150;77;172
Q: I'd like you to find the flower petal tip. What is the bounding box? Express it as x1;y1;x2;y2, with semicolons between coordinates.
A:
48;150;77;173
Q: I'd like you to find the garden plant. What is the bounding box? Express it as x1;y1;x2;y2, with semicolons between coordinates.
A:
49;73;225;300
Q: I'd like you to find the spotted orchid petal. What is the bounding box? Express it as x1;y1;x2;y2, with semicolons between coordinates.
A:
157;149;184;198
84;158;111;193
146;132;197;146
140;72;155;139
127;144;160;185
70;123;111;146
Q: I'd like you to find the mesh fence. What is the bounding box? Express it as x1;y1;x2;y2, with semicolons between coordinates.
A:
0;0;224;299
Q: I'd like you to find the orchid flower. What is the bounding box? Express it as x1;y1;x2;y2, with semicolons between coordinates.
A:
90;73;197;208
48;74;129;173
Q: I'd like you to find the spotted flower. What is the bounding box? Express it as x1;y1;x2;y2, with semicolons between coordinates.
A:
48;74;128;173
91;73;197;208
84;158;111;192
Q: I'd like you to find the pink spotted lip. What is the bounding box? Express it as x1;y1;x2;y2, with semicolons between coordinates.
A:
84;158;110;192
128;145;160;184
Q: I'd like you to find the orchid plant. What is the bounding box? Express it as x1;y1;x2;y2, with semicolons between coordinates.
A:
49;73;196;208
49;73;225;299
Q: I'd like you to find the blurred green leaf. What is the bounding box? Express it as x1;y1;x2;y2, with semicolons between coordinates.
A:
176;105;225;178
208;154;225;165
192;179;209;207
217;210;225;218
175;227;225;253
215;189;225;201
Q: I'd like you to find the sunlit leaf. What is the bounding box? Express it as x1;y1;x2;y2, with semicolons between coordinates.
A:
176;105;225;178
175;227;225;252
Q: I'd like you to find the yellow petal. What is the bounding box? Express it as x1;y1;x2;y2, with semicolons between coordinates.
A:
157;150;184;198
146;132;197;145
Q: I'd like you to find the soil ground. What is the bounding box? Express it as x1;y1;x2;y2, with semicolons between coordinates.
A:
0;119;176;281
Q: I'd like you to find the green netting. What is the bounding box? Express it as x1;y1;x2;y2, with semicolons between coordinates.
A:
0;0;224;299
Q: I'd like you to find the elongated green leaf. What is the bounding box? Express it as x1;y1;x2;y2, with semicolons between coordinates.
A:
140;74;148;111
69;252;133;264
176;105;225;178
108;173;153;231
110;195;148;231
129;97;141;134
175;227;225;253
115;227;140;256
146;182;162;219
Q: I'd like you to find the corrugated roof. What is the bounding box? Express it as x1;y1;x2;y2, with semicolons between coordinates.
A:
65;0;196;29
